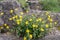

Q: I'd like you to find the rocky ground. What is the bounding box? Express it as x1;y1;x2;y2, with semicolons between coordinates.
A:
0;0;60;40
0;27;60;40
0;33;19;40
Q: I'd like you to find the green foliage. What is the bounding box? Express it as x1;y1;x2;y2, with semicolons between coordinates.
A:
11;12;56;40
39;0;60;12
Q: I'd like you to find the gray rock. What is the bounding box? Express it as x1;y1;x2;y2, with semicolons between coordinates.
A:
0;33;19;40
42;35;60;40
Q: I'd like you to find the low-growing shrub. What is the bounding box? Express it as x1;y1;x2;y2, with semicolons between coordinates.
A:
11;11;56;40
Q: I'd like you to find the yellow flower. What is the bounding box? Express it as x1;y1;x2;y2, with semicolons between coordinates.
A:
40;28;44;31
25;21;29;25
15;15;18;19
38;18;42;21
24;37;27;40
46;11;49;15
4;24;7;26
26;29;30;33
36;19;39;22
12;16;15;19
48;15;51;18
17;21;20;25
48;17;50;20
36;18;42;22
50;18;53;22
19;16;22;19
6;26;9;29
46;24;49;28
54;22;57;25
20;12;24;15
10;10;14;13
29;19;32;21
14;8;18;11
20;19;22;21
16;19;20;22
0;12;4;15
29;34;33;39
32;24;36;28
9;18;13;20
48;18;53;22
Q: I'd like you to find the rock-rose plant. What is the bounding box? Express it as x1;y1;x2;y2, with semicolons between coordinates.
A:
11;11;56;40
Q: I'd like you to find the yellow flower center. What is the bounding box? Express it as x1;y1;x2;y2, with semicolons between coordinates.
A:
12;16;15;19
48;18;53;22
38;18;42;21
50;18;53;22
19;16;22;19
9;18;12;20
20;12;24;15
10;10;14;13
16;19;20;22
36;19;39;22
40;28;44;31
29;19;32;21
6;26;9;29
26;0;28;1
26;29;30;33
54;22;57;25
20;19;22;21
24;37;27;40
14;8;18;11
15;15;18;19
0;12;4;15
29;34;33;39
25;21;29;25
17;21;20;25
32;24;36;28
46;24;49;28
48;15;51;18
4;24;7;26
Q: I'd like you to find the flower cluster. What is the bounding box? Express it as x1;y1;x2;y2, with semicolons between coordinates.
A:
0;23;10;30
0;6;57;40
11;11;57;40
0;8;19;32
